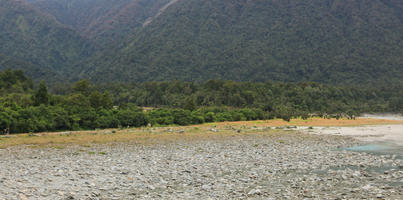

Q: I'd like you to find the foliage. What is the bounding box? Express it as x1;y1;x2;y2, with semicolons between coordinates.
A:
0;0;94;82
0;70;402;134
83;0;403;85
97;80;403;115
32;81;49;106
27;0;173;46
0;69;33;94
1;0;402;85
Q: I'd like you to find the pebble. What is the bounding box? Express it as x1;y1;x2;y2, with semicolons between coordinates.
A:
0;132;401;199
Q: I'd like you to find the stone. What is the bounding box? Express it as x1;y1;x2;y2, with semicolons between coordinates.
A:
19;194;28;200
248;189;261;195
0;129;401;199
201;185;210;190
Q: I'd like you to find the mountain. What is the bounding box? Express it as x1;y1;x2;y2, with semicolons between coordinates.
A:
80;0;403;85
3;0;403;85
26;0;177;45
0;0;94;79
0;53;61;82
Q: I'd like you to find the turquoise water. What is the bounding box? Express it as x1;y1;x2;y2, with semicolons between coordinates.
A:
345;144;394;152
342;143;403;159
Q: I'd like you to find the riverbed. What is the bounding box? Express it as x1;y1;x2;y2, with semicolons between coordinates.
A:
0;131;402;199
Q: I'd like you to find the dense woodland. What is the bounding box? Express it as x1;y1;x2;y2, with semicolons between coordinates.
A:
1;0;402;85
84;0;403;84
1;70;402;134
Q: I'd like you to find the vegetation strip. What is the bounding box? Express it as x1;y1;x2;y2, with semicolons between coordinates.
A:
1;70;402;135
0;118;401;149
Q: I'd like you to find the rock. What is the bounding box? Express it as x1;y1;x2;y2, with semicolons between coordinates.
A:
255;189;262;195
201;185;210;190
362;184;372;190
352;171;361;177
248;189;256;195
0;130;401;199
248;189;261;195
91;192;100;197
19;194;28;200
65;195;75;200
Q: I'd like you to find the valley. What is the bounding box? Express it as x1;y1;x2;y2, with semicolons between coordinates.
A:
0;1;402;199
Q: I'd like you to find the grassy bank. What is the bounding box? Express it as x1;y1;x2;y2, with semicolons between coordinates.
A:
0;118;402;148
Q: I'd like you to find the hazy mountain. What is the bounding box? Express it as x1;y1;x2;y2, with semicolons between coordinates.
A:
81;0;403;85
0;0;94;79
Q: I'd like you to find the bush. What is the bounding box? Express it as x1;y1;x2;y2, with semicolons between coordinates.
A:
172;109;193;126
147;109;174;126
204;112;216;122
117;109;148;127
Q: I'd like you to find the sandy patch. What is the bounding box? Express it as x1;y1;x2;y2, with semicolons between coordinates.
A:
359;113;403;121
307;124;403;146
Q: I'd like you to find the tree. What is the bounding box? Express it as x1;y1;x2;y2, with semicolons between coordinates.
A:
117;109;148;127
0;111;11;134
101;92;113;109
204;112;216;122
72;79;92;95
89;91;103;109
33;81;49;106
183;97;196;111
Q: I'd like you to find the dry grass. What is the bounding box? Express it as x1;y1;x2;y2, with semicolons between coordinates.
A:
0;117;401;148
0;127;279;149
196;117;403;128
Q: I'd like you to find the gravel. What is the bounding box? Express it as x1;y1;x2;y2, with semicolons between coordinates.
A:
0;132;402;199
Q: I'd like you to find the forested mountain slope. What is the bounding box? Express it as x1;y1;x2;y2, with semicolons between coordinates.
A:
26;0;177;45
82;0;403;85
0;53;60;82
0;0;94;78
2;0;402;85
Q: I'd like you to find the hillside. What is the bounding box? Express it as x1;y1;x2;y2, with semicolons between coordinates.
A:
0;0;94;78
81;0;403;85
0;54;60;82
2;0;402;85
26;0;177;45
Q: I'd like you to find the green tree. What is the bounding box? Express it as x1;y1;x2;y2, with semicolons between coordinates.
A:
0;111;11;134
183;97;196;111
101;92;113;109
72;79;92;95
33;81;49;106
89;91;103;109
117;109;148;127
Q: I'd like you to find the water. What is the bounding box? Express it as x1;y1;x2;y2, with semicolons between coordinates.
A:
342;142;403;159
345;144;393;152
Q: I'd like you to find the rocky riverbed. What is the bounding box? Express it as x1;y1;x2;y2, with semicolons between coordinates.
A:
0;132;402;199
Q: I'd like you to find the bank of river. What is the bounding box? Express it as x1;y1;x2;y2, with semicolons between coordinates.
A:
1;131;402;199
306;124;403;156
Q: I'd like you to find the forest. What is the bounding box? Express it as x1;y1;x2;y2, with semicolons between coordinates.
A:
1;70;402;134
1;0;402;85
